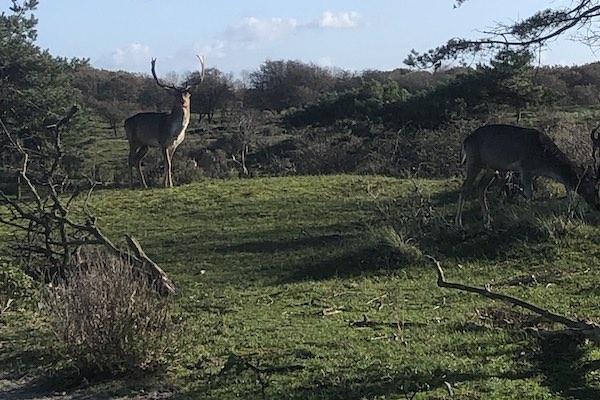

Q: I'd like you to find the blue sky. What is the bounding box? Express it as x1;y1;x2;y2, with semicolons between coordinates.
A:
17;1;600;77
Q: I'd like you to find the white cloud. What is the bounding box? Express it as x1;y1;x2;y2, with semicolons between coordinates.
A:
99;43;152;71
192;39;227;60
317;11;361;29
217;11;362;51
224;16;298;45
104;11;364;74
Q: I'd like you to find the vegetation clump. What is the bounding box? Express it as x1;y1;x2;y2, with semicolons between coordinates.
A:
40;248;174;377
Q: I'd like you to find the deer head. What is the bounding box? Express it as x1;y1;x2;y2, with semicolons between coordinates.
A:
150;55;206;105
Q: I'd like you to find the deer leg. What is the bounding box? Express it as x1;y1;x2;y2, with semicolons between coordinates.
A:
455;190;466;228
128;142;144;189
128;145;139;188
479;173;497;229
162;146;175;188
521;172;534;200
134;146;150;189
455;164;480;228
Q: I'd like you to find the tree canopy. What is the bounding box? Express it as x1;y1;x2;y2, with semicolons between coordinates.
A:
405;0;600;69
1;0;86;189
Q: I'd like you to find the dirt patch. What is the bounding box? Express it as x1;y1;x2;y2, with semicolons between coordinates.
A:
0;375;177;400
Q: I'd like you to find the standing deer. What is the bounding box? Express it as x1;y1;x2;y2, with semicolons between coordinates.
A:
125;56;205;188
455;124;600;228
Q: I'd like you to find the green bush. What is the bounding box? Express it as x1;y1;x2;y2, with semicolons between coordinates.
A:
0;259;35;312
40;248;174;377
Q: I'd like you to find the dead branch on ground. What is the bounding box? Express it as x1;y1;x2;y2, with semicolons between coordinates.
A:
426;255;600;342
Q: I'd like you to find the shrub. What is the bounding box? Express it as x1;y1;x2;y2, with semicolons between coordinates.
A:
40;248;174;377
371;225;425;267
0;258;35;313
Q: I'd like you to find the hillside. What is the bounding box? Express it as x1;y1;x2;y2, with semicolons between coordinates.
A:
3;175;600;399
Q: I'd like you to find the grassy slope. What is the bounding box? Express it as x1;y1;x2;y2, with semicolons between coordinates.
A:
4;174;600;399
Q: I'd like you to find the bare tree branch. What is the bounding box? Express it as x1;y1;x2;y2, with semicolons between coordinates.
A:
407;1;600;68
425;255;600;341
0;107;176;295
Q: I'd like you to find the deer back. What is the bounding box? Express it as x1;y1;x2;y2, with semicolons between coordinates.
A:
465;124;574;178
124;112;170;147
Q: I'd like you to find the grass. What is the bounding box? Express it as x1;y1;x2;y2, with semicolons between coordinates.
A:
3;174;600;399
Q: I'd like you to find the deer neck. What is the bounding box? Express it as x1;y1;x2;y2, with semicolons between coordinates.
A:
167;102;190;144
170;102;190;127
543;162;583;192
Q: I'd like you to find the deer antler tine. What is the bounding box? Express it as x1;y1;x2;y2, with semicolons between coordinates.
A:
150;57;178;91
184;55;206;89
197;54;205;82
150;58;159;82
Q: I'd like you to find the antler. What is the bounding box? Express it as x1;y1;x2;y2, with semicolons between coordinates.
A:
150;56;205;91
150;58;179;91
184;55;206;89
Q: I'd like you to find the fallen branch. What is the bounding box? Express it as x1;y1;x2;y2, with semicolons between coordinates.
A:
348;314;427;329
425;255;600;342
126;235;176;295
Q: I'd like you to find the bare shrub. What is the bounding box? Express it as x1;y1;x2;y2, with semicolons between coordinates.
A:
40;248;174;377
361;122;474;178
297;129;365;174
531;110;600;167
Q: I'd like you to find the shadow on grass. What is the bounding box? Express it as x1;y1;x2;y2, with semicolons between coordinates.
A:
0;374;176;400
209;219;555;284
214;232;349;255
209;227;396;284
188;361;530;399
0;321;61;381
535;332;600;400
0;320;174;400
420;221;558;261
448;318;600;399
0;344;78;400
273;367;480;400
370;187;565;263
281;244;386;283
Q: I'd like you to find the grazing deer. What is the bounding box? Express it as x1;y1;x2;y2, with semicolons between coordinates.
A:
455;124;600;228
125;56;205;188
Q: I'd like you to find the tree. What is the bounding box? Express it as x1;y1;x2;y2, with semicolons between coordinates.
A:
406;0;600;69
0;1;175;294
188;67;234;123
0;0;86;192
231;109;260;176
481;49;546;118
248;60;335;111
73;67;169;136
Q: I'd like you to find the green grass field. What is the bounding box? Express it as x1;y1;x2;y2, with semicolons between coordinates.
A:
3;174;600;399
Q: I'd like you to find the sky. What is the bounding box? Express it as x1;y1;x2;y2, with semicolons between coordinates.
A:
14;1;600;78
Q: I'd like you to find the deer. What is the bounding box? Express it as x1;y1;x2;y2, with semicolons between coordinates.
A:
124;55;205;188
455;124;600;228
